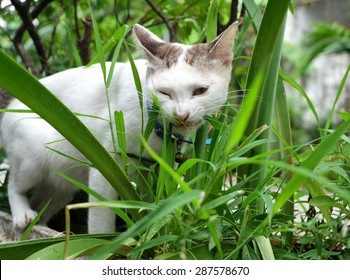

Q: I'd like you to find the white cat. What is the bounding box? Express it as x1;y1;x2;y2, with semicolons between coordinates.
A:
0;23;238;233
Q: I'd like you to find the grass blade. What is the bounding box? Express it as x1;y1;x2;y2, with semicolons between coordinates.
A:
224;74;263;155
21;200;51;241
88;1;106;80
87;25;129;66
206;0;219;41
324;64;350;136
279;70;320;127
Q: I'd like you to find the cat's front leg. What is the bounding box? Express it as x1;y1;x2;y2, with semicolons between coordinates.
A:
88;168;118;234
7;174;38;230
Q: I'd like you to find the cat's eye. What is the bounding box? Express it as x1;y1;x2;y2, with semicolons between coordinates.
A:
159;91;171;98
193;87;209;96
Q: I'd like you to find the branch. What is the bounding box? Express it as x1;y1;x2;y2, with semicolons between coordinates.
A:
220;0;239;33
73;0;81;40
11;0;49;74
14;0;53;42
12;0;53;75
230;0;239;24
0;88;13;109
72;1;92;65
13;41;40;76
144;0;177;42
1;22;37;75
78;17;93;65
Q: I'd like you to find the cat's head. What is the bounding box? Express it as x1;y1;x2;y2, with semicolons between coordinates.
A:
134;23;238;134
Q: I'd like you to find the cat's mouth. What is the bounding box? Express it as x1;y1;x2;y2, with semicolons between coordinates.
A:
173;120;202;131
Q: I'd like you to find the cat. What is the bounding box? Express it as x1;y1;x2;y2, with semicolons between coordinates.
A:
0;22;238;234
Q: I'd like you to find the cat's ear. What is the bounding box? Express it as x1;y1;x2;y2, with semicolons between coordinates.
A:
133;24;165;63
208;21;239;66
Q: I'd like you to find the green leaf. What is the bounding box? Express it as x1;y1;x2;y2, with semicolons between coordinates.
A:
244;0;263;32
238;0;291;193
114;111;128;169
203;190;244;211
87;25;129;67
224;75;263;155
254;235;275;260
206;0;219;41
128;235;179;257
279;70;320;127
155;244;214;260
309;195;344;209
324;64;350;137
106;25;129;87
0;234;115;260
21;200;51;241
26;238;110;260
89;1;106;81
338;112;350;121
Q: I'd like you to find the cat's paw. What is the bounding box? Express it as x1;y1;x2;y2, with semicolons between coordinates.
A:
12;209;38;230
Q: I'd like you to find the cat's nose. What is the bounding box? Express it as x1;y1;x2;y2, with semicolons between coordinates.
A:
174;111;189;122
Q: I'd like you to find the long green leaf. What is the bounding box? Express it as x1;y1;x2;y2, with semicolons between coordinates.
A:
275;78;294;246
87;25;129;66
279;70;320;127
254;236;275;260
0;234;115;260
206;0;219;41
243;0;263;32
21;200;51;241
114;111;128;170
324;64;350;137
239;0;290;219
128;235;179;257
27;238;110;260
89;1;106;81
224;74;263;155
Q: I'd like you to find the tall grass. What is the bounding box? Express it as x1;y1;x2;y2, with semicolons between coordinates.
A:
0;0;350;260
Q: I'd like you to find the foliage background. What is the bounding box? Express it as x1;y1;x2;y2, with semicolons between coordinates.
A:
0;0;244;75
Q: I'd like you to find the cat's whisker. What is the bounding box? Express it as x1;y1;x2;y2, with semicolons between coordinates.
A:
227;88;247;94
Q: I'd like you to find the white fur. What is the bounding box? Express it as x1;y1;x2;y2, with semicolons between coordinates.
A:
0;24;237;233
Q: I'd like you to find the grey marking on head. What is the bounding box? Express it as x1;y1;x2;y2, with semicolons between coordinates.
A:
133;24;184;74
184;23;238;71
184;42;230;73
184;43;214;69
146;43;184;77
155;43;184;68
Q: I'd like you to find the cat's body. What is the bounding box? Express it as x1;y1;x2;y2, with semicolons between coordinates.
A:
0;23;238;233
1;60;159;232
